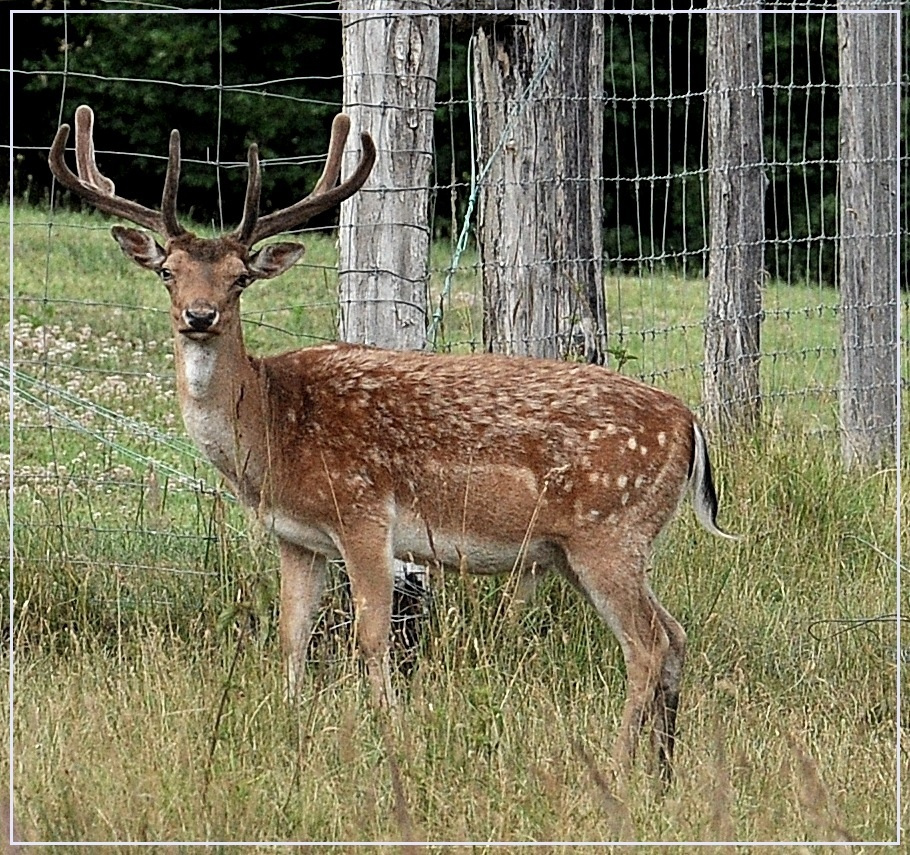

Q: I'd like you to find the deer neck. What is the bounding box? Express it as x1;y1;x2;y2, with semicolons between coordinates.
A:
173;328;268;505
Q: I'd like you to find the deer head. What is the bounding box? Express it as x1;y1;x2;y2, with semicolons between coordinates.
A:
48;105;376;342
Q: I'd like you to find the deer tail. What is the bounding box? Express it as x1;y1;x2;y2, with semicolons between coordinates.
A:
689;422;739;540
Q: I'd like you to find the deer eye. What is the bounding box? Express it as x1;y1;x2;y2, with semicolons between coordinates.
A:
234;273;253;290
158;267;174;282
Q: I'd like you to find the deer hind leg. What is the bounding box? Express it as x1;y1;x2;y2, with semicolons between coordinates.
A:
341;524;396;709
278;539;328;699
566;542;672;778
647;588;687;782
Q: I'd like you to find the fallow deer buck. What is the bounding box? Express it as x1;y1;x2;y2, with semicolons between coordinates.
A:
50;105;735;781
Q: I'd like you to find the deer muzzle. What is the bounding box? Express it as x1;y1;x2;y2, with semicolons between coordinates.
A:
181;303;220;337
179;303;222;341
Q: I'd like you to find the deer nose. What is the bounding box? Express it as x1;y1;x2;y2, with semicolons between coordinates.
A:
183;304;219;331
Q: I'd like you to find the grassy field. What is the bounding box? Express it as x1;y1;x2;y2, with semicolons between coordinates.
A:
3;205;905;850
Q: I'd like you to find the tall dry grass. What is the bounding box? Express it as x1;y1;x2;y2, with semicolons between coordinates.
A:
4;207;903;847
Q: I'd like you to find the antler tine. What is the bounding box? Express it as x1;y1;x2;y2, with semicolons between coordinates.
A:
233;143;263;246
74;105;115;195
244;114;376;247
161;130;187;238
49;105;184;238
310;113;350;197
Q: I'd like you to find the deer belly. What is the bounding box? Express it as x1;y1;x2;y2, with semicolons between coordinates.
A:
262;510;343;559
391;518;561;575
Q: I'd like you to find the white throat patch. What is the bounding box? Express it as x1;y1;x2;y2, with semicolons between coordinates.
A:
180;340;219;399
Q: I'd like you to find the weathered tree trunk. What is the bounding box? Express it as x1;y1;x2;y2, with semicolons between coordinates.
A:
339;0;439;350
472;3;606;363
837;4;898;468
339;0;439;648
703;2;765;434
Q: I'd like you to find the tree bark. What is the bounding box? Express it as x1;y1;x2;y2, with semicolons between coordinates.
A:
338;0;439;640
703;2;765;434
837;4;898;468
472;3;606;362
339;0;439;350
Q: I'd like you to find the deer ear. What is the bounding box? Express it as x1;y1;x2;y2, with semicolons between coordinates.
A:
111;225;166;271
249;242;305;280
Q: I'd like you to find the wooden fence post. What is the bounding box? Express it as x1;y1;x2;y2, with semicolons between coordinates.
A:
837;3;898;468
703;1;765;434
339;0;440;650
472;2;606;362
339;0;439;350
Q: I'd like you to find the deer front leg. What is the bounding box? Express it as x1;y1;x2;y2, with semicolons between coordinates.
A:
341;523;396;709
277;539;327;699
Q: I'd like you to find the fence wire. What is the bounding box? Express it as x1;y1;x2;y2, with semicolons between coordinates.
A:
6;4;906;658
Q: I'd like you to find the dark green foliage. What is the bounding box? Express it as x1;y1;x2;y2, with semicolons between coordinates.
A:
15;5;344;228
762;11;840;285
432;18;472;238
14;3;846;283
602;9;709;275
602;5;840;283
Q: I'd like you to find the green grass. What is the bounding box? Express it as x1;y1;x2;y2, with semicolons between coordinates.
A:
3;205;904;848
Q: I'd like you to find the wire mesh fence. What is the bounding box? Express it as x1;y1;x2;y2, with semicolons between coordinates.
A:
6;4;906;656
